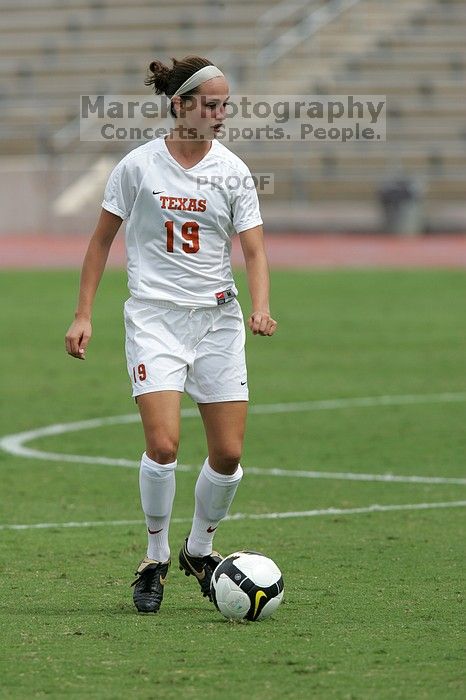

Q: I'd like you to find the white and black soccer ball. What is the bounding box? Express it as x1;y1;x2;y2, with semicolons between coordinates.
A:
210;551;284;621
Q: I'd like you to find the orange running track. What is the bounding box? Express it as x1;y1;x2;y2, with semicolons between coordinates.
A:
1;233;466;269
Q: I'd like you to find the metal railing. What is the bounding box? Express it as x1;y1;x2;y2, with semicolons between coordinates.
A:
257;0;364;68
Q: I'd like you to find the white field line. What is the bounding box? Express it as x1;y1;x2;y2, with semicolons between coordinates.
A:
1;500;466;532
245;467;466;485
1;392;466;485
246;392;466;414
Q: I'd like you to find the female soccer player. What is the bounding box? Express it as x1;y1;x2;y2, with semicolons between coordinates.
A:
65;55;277;613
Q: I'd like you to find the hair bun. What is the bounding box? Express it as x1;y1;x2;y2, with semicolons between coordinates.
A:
145;59;171;94
145;56;214;100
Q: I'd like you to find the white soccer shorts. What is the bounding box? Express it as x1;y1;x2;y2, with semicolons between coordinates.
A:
124;297;249;403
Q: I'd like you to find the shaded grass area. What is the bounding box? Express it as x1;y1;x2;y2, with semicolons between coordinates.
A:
1;514;464;700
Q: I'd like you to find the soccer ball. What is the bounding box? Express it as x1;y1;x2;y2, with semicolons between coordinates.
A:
210;550;284;621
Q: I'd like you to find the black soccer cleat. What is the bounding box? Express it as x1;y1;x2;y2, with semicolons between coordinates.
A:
131;557;170;613
178;539;222;601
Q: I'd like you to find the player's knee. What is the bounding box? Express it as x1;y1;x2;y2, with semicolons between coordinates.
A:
146;438;179;464
210;449;242;475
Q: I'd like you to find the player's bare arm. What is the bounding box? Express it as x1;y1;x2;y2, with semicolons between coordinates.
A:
65;209;123;359
239;224;277;337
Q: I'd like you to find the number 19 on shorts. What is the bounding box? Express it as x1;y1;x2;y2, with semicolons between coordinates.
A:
133;363;147;382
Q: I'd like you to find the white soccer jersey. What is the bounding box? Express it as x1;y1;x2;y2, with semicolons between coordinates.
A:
102;136;263;307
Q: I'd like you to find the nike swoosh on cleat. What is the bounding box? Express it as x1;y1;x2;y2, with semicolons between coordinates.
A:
159;574;167;586
184;557;206;580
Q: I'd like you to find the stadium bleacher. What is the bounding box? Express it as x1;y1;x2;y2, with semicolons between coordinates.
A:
0;0;465;233
240;0;466;211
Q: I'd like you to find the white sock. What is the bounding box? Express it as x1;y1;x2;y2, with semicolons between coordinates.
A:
187;458;243;557
139;451;176;563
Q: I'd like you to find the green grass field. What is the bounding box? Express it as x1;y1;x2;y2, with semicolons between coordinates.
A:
1;268;465;700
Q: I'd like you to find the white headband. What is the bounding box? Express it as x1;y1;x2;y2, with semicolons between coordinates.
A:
171;65;224;97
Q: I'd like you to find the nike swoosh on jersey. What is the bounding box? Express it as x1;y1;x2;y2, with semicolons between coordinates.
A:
152;190;164;195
